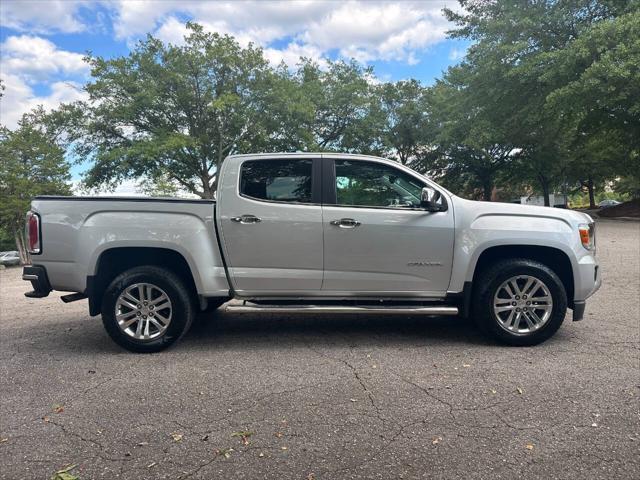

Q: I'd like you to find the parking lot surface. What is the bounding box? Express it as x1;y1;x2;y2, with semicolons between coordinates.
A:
1;219;638;479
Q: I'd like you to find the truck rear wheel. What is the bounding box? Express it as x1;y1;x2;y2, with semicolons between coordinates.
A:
101;266;195;353
473;258;567;346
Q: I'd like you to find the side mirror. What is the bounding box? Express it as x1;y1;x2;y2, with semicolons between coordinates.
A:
421;187;445;212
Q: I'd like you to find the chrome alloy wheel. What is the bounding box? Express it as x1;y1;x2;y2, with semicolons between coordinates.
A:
493;275;553;335
115;283;172;341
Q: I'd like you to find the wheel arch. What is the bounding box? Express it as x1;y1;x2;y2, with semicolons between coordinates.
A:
470;245;575;308
87;247;198;316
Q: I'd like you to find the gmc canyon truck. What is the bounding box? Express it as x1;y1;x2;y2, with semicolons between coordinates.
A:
23;153;601;352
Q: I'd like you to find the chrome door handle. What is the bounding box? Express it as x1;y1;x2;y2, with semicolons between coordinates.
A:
330;218;361;228
231;215;262;224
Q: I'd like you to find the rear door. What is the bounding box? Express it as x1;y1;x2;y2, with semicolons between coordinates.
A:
321;157;454;295
217;156;324;294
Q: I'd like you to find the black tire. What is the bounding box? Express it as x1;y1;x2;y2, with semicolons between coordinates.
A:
101;266;195;353
472;258;567;346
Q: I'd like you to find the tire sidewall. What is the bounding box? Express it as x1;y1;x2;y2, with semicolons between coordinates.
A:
476;261;568;346
102;267;193;353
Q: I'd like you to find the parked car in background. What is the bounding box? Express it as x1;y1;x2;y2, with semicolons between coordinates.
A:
22;153;600;352
598;199;621;208
0;251;21;266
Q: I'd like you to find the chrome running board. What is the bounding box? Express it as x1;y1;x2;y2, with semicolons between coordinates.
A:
225;304;459;316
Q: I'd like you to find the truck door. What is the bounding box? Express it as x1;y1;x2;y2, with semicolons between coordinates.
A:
321;157;454;295
217;157;323;294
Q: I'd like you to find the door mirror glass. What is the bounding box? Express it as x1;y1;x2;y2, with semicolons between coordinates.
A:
421;187;445;212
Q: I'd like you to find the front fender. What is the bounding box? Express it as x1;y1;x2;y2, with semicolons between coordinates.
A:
449;212;580;294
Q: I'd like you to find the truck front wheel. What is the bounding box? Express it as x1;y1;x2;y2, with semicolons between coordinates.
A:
101;266;195;353
472;259;568;346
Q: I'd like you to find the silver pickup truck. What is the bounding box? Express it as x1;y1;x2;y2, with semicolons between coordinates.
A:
23;153;601;352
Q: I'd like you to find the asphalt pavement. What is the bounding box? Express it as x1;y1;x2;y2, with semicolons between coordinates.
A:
0;219;638;479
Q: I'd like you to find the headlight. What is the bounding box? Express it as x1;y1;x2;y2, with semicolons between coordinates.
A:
578;222;595;251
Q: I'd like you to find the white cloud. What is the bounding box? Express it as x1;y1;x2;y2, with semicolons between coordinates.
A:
1;36;88;82
0;74;88;128
111;1;459;66
0;36;89;128
263;42;326;68
0;0;88;34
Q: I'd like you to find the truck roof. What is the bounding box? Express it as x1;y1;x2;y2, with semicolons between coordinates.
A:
226;152;390;162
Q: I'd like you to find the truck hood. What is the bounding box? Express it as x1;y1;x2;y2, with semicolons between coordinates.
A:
451;196;593;228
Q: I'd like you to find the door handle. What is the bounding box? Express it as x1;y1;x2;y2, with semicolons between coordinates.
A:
231;215;262;224
330;218;361;229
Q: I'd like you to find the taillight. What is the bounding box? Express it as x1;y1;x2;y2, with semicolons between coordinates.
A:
26;211;41;254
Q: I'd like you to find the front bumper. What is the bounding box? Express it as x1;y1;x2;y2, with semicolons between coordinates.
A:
572;261;601;321
22;265;52;298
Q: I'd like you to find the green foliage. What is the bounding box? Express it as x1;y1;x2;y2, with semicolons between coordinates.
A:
5;7;637;207
66;23;276;198
441;0;638;205
376;80;432;165
0;107;72;260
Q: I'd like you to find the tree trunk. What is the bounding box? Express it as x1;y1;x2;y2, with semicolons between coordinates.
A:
587;177;596;209
482;181;493;202
15;230;30;265
540;176;551;207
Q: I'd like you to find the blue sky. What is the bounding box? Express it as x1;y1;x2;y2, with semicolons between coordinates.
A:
1;1;469;188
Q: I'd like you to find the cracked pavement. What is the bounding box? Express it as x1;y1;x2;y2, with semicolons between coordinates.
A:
1;219;639;479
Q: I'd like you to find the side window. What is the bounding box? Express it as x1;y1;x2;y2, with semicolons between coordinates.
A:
335;160;424;208
241;159;313;203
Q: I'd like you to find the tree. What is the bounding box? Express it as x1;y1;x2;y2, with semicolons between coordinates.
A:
426;66;516;201
67;23;278;199
443;0;636;205
376;80;432;165
0;107;72;262
292;59;379;153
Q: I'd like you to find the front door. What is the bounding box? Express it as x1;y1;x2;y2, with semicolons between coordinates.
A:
322;157;454;295
218;157;323;294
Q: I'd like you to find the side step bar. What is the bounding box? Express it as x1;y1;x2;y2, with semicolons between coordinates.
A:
225;304;459;316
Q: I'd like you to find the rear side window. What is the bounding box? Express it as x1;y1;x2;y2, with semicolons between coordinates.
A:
240;159;313;203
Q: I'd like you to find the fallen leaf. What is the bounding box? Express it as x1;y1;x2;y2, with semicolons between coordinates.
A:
43;416;50;423
274;432;284;438
53;404;64;414
215;448;234;459
231;431;253;445
516;387;524;395
432;436;442;445
170;432;183;442
525;444;534;450
50;464;79;480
